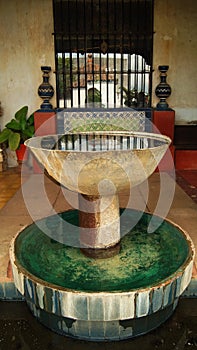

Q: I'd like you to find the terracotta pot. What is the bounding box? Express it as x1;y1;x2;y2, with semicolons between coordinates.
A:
16;143;28;162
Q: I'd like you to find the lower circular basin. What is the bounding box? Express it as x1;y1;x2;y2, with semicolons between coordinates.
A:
10;209;194;341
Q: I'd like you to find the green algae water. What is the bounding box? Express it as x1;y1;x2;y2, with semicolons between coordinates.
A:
15;210;189;292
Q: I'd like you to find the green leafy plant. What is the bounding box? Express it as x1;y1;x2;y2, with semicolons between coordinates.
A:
87;88;101;103
0;106;34;150
121;87;149;108
121;87;138;107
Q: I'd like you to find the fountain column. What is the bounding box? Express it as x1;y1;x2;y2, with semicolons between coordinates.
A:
79;193;120;252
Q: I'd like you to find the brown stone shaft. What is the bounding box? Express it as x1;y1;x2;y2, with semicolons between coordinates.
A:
79;193;120;249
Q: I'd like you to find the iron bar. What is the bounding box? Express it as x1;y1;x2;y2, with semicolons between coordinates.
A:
53;0;153;109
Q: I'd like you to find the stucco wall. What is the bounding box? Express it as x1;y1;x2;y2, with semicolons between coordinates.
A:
153;0;197;123
0;0;55;128
0;0;196;128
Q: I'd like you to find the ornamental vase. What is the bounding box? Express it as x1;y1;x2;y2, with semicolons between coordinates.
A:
38;66;54;110
155;65;171;110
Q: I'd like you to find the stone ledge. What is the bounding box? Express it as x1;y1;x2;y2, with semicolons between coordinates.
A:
0;277;196;301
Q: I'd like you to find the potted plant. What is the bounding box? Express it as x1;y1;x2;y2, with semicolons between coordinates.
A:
0;106;34;161
121;87;149;108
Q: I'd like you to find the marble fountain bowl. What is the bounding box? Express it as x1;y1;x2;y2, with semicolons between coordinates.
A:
9;131;195;341
24;131;171;195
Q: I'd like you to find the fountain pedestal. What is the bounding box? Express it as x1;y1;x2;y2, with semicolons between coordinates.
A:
79;193;120;250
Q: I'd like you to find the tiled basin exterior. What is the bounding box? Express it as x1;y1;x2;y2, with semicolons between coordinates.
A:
10;215;195;341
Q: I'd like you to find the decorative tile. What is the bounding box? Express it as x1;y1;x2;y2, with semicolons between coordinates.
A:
42;285;55;313
0;281;23;300
63;109;146;133
88;295;104;321
61;319;76;338
72;320;90;339
88;320;105;340
4;282;22;300
72;293;88;320
36;283;45;310
104;320;120;340
103;294;120;321
180;260;193;294
59;292;72;318
119;292;135;320
13;266;24;295
152;286;163;312
163;282;173;307
175;275;182;298
136;291;150;317
59;292;88;320
24;277;34;300
119;322;133;340
52;290;61;315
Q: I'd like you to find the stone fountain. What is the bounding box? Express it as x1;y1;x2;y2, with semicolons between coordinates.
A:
10;128;194;341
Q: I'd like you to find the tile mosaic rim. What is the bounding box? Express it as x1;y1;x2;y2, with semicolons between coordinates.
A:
26;298;179;341
9;211;195;323
9;212;195;295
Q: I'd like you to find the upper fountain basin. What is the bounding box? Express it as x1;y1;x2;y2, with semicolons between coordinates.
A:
25;131;171;196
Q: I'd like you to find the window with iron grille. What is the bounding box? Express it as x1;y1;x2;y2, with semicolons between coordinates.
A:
53;0;154;109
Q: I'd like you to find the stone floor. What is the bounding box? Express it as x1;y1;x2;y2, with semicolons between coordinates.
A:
0;164;196;295
176;170;197;204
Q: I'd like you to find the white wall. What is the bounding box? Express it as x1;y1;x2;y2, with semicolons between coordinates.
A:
153;0;197;123
0;0;56;129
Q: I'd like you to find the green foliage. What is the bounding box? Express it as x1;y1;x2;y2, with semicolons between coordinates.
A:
121;87;149;108
0;106;34;150
121;87;138;107
57;56;77;99
87;88;101;103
